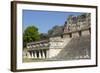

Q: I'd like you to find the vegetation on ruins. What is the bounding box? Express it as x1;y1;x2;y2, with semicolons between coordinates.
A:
40;33;49;40
48;25;64;36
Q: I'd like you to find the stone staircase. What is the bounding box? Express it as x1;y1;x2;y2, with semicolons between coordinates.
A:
62;37;72;48
52;35;91;60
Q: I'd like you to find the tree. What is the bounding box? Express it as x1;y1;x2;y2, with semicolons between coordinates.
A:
48;25;64;36
23;26;40;48
40;33;49;40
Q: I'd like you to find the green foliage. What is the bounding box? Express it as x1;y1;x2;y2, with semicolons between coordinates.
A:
48;25;63;36
23;26;40;47
48;25;59;36
40;33;49;40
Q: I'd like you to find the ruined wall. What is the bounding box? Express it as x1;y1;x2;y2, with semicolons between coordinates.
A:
49;36;72;58
64;13;91;33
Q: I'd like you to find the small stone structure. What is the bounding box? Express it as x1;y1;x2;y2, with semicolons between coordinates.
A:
23;40;49;59
23;13;91;61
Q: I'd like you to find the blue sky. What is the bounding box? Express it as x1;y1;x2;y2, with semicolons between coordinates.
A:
23;10;83;33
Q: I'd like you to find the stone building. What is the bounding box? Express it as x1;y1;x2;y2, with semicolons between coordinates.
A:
64;13;91;33
23;13;91;61
23;40;49;59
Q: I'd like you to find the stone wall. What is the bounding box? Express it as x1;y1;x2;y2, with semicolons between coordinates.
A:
48;28;90;58
52;35;91;60
49;35;72;58
49;48;62;58
82;30;90;36
64;13;91;33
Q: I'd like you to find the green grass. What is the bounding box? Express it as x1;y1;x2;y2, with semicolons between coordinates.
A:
23;58;50;62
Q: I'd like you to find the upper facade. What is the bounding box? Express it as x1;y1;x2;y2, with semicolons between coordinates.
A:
63;13;91;33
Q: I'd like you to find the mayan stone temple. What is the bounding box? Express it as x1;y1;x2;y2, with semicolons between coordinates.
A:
23;13;91;62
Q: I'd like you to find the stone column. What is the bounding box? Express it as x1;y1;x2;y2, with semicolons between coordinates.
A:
27;52;29;58
40;50;43;59
39;50;42;59
28;51;31;58
32;51;34;58
33;51;35;58
44;50;47;58
30;51;32;58
42;50;45;59
31;51;33;58
34;50;37;58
